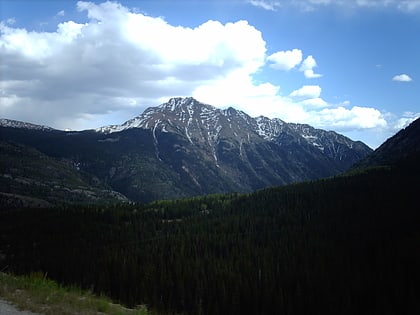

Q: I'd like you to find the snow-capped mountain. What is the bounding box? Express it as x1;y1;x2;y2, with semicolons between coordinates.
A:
97;97;371;168
1;97;372;203
98;97;286;143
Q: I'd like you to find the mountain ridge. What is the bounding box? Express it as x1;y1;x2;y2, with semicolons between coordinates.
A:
0;118;55;131
1;97;373;204
96;97;371;168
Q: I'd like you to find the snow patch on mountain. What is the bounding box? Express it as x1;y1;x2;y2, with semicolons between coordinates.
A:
0;119;54;131
95;97;369;160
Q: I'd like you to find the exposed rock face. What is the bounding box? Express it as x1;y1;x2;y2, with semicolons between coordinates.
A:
1;97;372;203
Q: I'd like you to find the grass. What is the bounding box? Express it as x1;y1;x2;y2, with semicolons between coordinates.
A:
0;271;151;315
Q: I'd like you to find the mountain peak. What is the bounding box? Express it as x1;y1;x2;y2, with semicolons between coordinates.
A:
96;97;372;171
161;97;200;111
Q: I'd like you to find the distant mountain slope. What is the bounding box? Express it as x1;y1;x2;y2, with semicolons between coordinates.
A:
353;117;420;169
0;118;54;131
0;141;127;208
1;97;372;203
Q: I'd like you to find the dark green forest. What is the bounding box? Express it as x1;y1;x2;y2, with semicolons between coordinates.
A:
1;156;419;314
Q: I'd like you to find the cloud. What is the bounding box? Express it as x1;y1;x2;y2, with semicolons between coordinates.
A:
0;1;266;129
0;1;398;148
248;0;420;12
289;85;322;98
299;98;328;108
394;116;418;130
289;85;328;109
5;18;16;25
247;0;281;11
267;49;303;70
267;50;323;80
391;111;419;130
397;1;420;12
299;55;322;78
311;106;387;130
392;74;413;82
56;10;65;17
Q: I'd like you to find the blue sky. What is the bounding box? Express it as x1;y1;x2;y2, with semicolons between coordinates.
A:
1;0;419;148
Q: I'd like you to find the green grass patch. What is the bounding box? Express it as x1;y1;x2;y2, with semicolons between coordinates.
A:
0;272;151;315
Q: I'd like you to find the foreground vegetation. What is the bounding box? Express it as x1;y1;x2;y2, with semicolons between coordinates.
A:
0;272;150;315
1;156;419;314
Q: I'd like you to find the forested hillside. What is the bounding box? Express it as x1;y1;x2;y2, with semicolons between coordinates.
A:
1;155;418;314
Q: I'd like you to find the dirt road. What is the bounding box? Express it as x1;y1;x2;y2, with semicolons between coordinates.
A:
0;299;40;315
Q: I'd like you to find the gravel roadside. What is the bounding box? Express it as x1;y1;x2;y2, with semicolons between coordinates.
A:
0;299;41;315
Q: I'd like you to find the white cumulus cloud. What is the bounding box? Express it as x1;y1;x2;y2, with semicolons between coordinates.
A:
300;55;322;78
289;85;322;98
310;106;387;130
267;50;323;80
0;1;399;148
267;49;303;71
289;85;328;108
392;74;413;82
0;1;266;129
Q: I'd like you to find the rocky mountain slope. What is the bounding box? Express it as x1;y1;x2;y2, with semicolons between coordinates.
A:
1;97;372;204
98;97;370;169
353;117;420;169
